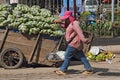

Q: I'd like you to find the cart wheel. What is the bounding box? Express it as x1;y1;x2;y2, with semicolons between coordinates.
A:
0;48;24;69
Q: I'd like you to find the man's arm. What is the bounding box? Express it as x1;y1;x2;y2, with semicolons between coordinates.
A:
73;21;88;43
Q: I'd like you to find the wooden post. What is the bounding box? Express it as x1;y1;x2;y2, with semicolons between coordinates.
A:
74;0;77;18
67;0;69;10
6;0;10;4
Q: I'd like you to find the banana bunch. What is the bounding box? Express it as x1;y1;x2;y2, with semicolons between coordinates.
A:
86;51;115;61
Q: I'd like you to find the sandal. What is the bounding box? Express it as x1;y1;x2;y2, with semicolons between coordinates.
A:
81;70;93;75
54;70;67;75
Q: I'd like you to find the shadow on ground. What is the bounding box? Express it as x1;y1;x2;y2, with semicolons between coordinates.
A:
98;72;120;76
64;67;120;76
66;67;109;75
93;67;120;76
67;69;81;74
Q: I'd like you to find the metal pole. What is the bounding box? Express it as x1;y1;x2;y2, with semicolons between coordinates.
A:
111;0;115;37
111;0;114;23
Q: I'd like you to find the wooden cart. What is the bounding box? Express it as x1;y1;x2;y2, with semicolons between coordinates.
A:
0;28;94;69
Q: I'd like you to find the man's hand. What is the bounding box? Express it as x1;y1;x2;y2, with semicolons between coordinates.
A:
54;19;62;23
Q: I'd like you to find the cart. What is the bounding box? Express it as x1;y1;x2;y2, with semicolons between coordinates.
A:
0;28;94;69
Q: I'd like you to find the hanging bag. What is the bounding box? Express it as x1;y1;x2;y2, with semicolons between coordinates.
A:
46;36;65;61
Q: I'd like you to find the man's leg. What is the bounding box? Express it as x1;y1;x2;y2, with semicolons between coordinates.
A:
60;45;76;72
74;50;92;71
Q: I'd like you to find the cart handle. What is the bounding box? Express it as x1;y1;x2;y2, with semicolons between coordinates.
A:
0;28;9;53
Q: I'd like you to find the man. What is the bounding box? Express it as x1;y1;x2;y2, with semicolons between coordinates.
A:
54;11;93;75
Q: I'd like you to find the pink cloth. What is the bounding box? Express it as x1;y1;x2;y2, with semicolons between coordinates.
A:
65;21;87;50
60;11;75;28
60;11;75;23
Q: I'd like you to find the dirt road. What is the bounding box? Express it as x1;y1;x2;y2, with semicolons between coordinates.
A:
0;54;120;80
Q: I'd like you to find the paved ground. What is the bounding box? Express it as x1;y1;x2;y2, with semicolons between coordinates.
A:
0;37;120;80
0;54;120;80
